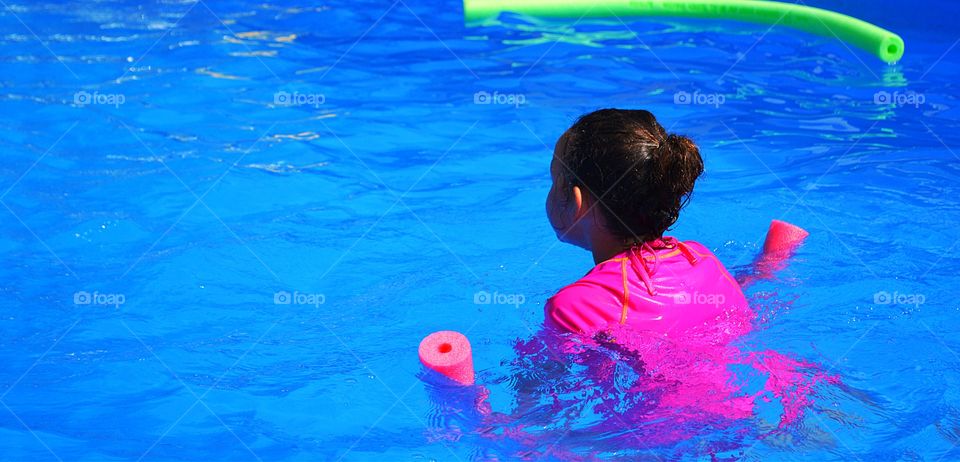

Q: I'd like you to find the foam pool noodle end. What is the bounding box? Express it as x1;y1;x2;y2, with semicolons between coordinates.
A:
762;219;810;256
419;331;475;386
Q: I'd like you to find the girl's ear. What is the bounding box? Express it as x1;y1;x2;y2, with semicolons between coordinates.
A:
571;185;585;219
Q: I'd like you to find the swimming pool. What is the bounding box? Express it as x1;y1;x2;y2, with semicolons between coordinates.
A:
2;0;959;460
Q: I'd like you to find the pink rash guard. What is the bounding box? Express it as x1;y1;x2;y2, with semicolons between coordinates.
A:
545;237;748;335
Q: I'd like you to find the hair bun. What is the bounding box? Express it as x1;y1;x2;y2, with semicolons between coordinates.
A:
662;133;691;154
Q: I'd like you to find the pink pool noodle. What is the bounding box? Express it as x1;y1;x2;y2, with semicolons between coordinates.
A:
419;331;475;385
738;220;809;287
762;219;810;255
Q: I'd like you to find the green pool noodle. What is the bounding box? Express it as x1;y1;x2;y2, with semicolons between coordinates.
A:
463;0;904;63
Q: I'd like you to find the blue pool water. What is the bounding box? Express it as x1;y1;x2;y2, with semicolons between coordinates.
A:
2;0;960;460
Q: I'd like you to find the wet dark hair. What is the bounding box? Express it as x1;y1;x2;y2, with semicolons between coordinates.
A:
559;108;704;244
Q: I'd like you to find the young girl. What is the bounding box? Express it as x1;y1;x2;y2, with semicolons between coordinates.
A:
544;109;748;336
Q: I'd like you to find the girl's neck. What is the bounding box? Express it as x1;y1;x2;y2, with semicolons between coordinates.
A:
590;237;631;265
591;235;673;264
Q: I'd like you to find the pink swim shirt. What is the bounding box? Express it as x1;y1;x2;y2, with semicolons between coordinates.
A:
545;237;748;335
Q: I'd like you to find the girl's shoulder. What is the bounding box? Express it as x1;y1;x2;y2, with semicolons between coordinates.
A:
544;264;624;334
678;239;719;261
